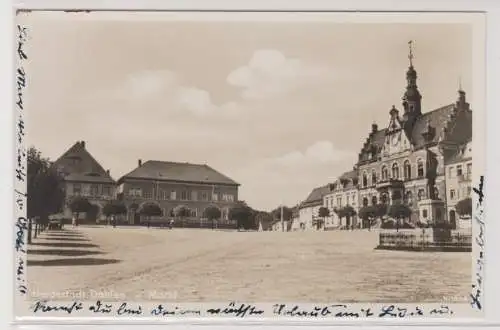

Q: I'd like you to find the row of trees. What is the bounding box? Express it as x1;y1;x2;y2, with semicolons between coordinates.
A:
315;197;473;231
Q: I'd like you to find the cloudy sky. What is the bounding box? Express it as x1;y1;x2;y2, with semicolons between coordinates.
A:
21;12;476;211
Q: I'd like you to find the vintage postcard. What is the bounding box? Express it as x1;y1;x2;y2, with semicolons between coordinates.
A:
13;10;486;321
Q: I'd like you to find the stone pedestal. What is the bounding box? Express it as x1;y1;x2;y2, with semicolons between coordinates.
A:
418;199;445;224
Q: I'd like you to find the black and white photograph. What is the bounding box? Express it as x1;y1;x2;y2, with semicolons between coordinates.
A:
13;10;486;319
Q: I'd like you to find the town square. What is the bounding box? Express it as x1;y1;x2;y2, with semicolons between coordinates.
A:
20;12;478;306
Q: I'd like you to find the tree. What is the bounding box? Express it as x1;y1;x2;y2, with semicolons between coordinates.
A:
271;206;293;231
27;147;65;225
102;200;127;224
69;196;92;226
173;205;191;227
455;197;472;217
358;205;377;231
317;207;330;230
203;206;221;230
229;204;255;230
254;211;273;231
138;202;162;224
388;203;412;231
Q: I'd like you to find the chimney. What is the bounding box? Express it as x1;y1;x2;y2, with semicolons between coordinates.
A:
371;123;378;133
80;141;86;148
138;159;142;167
106;169;110;176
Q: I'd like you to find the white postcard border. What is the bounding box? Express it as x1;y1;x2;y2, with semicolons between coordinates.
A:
3;0;500;328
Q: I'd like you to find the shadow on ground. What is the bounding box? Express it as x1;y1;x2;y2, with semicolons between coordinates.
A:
28;249;103;256
28;258;121;267
41;237;90;241
45;232;85;237
30;242;99;248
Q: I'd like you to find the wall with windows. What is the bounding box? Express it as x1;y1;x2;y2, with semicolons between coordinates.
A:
445;154;472;226
120;178;239;223
357;145;446;223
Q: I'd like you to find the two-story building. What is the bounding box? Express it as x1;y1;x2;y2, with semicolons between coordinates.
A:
445;140;472;229
117;159;240;227
51;141;116;222
324;170;360;229
297;185;329;230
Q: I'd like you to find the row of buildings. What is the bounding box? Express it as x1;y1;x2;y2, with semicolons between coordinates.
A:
51;141;240;225
292;49;473;231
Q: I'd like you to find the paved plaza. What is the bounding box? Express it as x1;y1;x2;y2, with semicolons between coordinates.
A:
27;227;471;303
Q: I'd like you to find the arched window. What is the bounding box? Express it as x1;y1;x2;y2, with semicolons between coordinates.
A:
362;172;368;188
381;193;388;204
362;197;368;207
371;170;377;185
392;163;400;179
381;166;388;181
404;160;411;180
371;196;377;205
417;159;424;178
417;188;425;201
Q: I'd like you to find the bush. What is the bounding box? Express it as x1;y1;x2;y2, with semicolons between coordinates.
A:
381;219;396;229
455;198;472;217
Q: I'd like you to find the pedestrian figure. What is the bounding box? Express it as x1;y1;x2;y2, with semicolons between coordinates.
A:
111;215;116;228
147;220;150;229
72;215;76;227
169;218;174;230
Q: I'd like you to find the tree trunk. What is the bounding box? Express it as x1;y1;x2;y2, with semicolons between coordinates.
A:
28;218;32;244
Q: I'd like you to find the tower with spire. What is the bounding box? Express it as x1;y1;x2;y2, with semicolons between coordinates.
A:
402;40;422;125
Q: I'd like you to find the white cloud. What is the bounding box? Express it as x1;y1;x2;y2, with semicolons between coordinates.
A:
227;49;330;100
100;70;238;117
273;140;355;166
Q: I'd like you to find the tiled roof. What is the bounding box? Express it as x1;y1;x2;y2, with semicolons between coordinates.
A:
445;139;473;165
340;169;358;181
358;102;472;163
52;141;115;184
408;104;455;149
118;160;239;185
300;185;329;208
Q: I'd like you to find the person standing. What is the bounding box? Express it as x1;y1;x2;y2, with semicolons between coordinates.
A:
72;215;76;227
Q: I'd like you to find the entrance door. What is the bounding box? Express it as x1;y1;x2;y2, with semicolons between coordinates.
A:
449;210;456;229
133;212;140;225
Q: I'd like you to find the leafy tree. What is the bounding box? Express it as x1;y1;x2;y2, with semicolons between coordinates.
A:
173;205;191;227
271;206;293;232
138;202;162;224
358;205;377;231
388;203;412;231
254;211;273;231
455;197;472;217
229;204;255;230
203;206;221;230
27;147;65;225
317;207;330;230
102;200;127;223
69;196;92;226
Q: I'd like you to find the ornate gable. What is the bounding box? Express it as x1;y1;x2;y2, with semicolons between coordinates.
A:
381;106;412;157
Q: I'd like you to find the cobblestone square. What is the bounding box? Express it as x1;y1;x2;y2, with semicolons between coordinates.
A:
27;227;471;303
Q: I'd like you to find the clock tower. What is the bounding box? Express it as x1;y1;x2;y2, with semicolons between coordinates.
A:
402;40;422;126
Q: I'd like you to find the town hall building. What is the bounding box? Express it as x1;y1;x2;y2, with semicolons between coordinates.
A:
355;44;472;224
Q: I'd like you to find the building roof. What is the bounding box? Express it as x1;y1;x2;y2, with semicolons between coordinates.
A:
445;139;473;165
300;185;330;208
358;102;472;164
118;160;239;186
51;141;115;184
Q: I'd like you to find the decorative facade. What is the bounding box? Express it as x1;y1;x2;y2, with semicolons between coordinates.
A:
117;159;240;226
355;50;472;225
296;43;473;228
51;141;116;222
